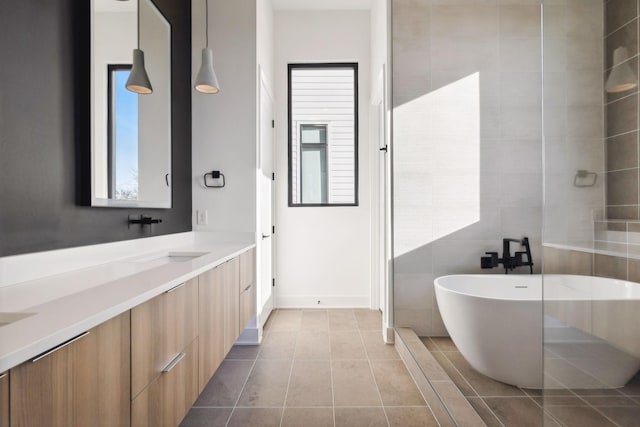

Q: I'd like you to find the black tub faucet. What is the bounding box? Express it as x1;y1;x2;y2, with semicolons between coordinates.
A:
481;237;534;274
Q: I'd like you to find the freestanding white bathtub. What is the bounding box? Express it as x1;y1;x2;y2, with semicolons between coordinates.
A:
434;274;640;389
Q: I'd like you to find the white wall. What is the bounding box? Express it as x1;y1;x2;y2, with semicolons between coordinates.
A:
192;0;257;234
392;0;543;336
274;10;372;307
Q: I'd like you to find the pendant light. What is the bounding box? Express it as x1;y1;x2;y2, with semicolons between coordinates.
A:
195;0;221;94
126;0;153;94
606;47;638;94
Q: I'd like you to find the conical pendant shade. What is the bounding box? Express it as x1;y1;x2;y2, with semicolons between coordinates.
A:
195;48;220;94
126;49;153;95
606;47;638;94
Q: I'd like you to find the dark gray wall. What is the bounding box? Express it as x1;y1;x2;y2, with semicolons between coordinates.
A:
0;0;192;257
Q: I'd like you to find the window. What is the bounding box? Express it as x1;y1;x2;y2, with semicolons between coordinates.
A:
288;63;358;206
108;64;139;201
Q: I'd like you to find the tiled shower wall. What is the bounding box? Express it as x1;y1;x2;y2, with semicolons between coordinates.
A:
605;0;640;220
392;0;544;336
543;0;605;244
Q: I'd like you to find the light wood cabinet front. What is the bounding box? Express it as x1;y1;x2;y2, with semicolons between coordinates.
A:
131;277;198;398
239;248;257;331
240;283;256;331
198;265;226;392
131;338;199;427
0;371;9;427
9;311;130;427
223;258;240;354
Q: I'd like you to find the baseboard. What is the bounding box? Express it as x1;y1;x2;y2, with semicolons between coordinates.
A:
276;295;370;308
236;323;261;345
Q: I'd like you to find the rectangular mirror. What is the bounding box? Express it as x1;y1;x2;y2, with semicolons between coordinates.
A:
91;0;171;208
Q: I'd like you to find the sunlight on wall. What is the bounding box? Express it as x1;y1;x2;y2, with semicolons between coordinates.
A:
394;73;480;257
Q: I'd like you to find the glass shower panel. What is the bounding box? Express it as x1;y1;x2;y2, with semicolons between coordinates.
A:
542;0;640;424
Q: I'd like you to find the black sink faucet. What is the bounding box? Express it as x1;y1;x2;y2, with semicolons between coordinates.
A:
481;237;534;274
128;215;163;231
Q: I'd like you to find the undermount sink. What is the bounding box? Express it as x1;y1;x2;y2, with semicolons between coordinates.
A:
126;251;209;265
0;312;36;328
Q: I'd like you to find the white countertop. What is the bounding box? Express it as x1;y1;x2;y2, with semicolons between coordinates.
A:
0;236;255;373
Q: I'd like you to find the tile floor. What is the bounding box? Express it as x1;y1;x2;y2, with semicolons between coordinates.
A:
422;336;640;427
180;309;439;427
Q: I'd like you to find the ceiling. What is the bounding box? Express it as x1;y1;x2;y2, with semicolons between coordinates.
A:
273;0;371;10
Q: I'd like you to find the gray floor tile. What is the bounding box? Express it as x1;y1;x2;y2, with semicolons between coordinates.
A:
227;408;283;427
330;331;367;359
354;309;382;331
431;351;477;396
328;310;359;331
420;337;439;351
332;359;383;407
467;397;503;427
269;310;302;332
335;407;387;427
370;359;426;406
258;330;297;360
545;405;618;427
226;345;260;360
179;408;232;427
444;351;525;397
195;360;254;407
430;337;457;351
282;408;334;427
362;330;400;359
483;397;549;427
237;359;292;407
301;310;329;331
581;395;638;407
385;406;439;427
598;406;640;427
294;330;331;360
286;360;333;407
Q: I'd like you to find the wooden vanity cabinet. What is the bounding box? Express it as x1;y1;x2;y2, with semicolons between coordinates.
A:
0;371;8;427
131;277;198;399
239;249;256;331
9;311;130;427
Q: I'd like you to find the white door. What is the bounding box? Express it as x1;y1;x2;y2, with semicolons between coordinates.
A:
259;72;275;324
378;101;387;312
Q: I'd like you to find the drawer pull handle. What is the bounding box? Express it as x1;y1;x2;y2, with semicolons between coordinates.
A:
0;373;6;380
243;284;252;292
162;352;186;373
166;282;186;294
32;331;90;363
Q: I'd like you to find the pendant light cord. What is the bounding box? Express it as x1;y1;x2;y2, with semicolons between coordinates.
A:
137;0;140;48
205;0;209;49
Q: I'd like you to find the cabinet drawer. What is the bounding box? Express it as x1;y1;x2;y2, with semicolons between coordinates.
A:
0;371;8;427
131;277;198;398
132;338;199;427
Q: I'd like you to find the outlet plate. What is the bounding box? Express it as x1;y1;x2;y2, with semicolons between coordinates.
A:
197;209;208;225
